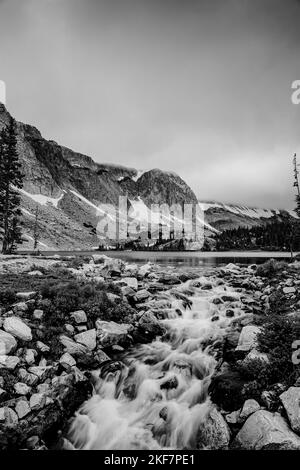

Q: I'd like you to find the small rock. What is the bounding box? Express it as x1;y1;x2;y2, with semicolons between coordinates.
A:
3;317;32;341
0;355;20;370
283;287;296;295
74;329;96;350
12;302;28;314
16;291;37;301
0;407;18;427
33;309;44;320
64;324;75;335
239;399;260;421
36;341;50;353
24;349;36;365
226;409;241;424
14;382;31;396
135;289;151;302
70;310;87;324
59;352;76;369
15;399;31;419
0;330;17;355
29;393;47;411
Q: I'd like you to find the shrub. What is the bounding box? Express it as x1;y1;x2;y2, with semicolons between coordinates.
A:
256;259;288;278
0;288;16;308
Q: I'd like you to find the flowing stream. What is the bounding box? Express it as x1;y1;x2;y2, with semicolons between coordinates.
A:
67;275;239;450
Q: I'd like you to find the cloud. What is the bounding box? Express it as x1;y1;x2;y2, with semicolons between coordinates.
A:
0;0;300;209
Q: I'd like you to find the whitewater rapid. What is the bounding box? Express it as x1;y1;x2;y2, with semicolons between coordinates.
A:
66;275;237;450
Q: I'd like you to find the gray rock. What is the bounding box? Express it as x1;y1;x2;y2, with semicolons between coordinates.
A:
226;409;241;424
197;407;231;449
283;287;296;295
239;399;260;421
33;309;44;320
14;382;31;396
96;321;130;348
60;335;90;357
36;341;50;353
24;349;36;365
135;289;151;302
233;410;300;450
15;399;31;419
280;387;300;434
29;393;47;411
16;291;37;300
59;352;76;369
236;325;261;352
3;317;32;341
0;330;17;355
74;329;96;350
12;302;28;314
0;355;20;370
70;310;87;324
0;407;18;427
122;277;138;290
18;368;39;386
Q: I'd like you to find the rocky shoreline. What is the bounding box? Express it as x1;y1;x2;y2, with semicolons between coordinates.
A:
0;254;299;450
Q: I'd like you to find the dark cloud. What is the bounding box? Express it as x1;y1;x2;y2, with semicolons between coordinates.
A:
0;0;300;208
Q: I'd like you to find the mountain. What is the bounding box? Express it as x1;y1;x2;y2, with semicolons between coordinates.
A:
200;201;291;232
0;104;291;250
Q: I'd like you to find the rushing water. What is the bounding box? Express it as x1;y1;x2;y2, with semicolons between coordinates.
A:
66;273;243;450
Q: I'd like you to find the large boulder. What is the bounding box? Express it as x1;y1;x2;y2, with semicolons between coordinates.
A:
236;325;261;352
96;321;131;348
280;387;300;434
0;330;17;355
70;310;87;324
196;407;231;449
233;410;300;450
3;317;32;341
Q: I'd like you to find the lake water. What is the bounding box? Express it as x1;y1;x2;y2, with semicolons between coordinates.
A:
27;250;294;270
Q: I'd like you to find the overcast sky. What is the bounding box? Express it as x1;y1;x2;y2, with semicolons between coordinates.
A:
0;0;300;209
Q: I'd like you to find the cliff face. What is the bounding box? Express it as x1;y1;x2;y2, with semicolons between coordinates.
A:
0;104;288;250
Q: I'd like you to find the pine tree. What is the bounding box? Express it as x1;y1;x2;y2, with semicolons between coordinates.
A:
0;117;24;254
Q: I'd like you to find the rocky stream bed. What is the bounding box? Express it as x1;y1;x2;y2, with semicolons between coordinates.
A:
0;254;299;450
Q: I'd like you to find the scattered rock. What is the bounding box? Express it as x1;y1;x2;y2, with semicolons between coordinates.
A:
233;410;300;450
29;393;47;411
239;399;260;421
96;321;131;348
0;330;17;355
70;310;87;324
280;387;300;434
59;353;76;369
0;407;18;427
15;399;31;419
14;383;31;396
197;407;231;449
74;329;96;350
3;317;32;341
16;291;37;301
33;309;44;320
236;325;261;352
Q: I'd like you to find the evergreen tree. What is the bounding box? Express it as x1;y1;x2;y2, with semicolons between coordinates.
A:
0;117;24;254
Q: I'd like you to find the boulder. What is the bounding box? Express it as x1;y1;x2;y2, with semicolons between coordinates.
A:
29;393;47;411
135;289;151;302
0;330;17;355
233;410;300;450
137;311;165;340
15;399;31;419
18;368;39;387
280;387;300;434
59;353;76;369
226;410;241;425
12;302;28;314
239;399;260;421
283;287;296;295
0;355;20;370
3;317;32;341
16;291;37;301
0;407;18;427
14;382;31;396
60;335;90;357
122;277;138;290
96;321;131;348
74;329;96;350
70;310;87;324
196;407;231;449
236;325;261;352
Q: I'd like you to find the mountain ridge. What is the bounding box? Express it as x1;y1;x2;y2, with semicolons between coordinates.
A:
0;104;291;250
